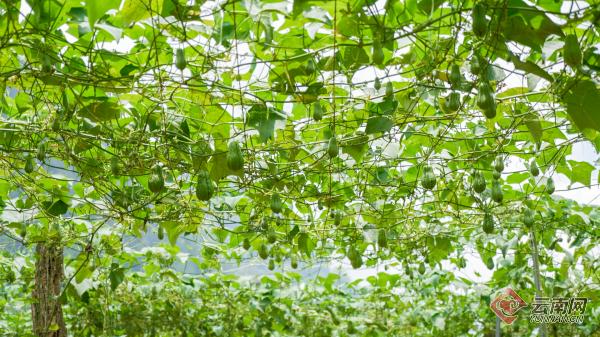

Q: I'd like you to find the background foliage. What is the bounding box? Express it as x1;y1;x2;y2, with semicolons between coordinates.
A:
0;0;599;336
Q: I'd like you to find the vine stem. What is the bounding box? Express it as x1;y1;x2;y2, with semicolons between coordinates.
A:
530;228;547;337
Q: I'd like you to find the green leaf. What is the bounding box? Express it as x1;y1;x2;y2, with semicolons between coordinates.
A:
342;45;369;69
503;0;564;50
87;0;121;28
510;53;553;82
524;116;543;143
567;160;595;186
109;265;125;291
563;80;600;132
247;105;286;142
365;116;393;134
78;101;121;122
42;200;69;216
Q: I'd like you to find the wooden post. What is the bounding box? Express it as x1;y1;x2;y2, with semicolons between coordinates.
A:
32;243;67;337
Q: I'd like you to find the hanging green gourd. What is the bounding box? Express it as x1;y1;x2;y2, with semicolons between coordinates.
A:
470;53;482;74
270;192;282;213
24;155;35;173
347;246;362;269
374;77;381;90
385;81;393;97
529;160;540;176
486;257;494;270
472;2;488;38
372;39;384;65
546;177;555;194
476;81;496;119
421;165;436;190
196;170;214;201
226;141;244;171
493;156;504;173
175;48;186;70
483;212;494;234
377;229;388;248
472;171;486;193
148;165;165;193
328;136;339;159
158;226;164;240
491;180;503;203
445;91;460;112
258;243;269;260
523;208;534;228
36;142;47;162
313;103;323;121
449;64;461;88
492;170;501;180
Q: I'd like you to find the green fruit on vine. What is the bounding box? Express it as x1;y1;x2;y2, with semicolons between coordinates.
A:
374;77;381;90
243;238;251;250
546;177;555;195
313;103;323;121
347;322;357;334
529;160;539;177
470;54;482;74
268;259;275;270
305;59;316;74
270;193;282;213
492;170;501;180
175;48;186;70
491;180;503;203
445;91;460;112
267;229;277;244
372;40;384;65
158;226;164;240
327;136;339;159
226;141;244;171
385;81;393;97
334;211;341;226
493;156;504;173
472;2;488;37
24;156;34;173
523;208;534;228
483;212;494;234
258;243;269;260
51;118;60;131
421;165;436;190
418;262;426;275
36;142;46;162
291;256;298;269
110;157;119;175
148;165;164;193
347;246;362;269
195;170;214;201
486;257;494;270
472;171;486;193
377;229;388;248
476;82;496;119
449;64;461;88
563;34;582;68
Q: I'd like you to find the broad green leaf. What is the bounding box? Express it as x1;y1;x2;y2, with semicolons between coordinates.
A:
563;80;600;132
87;0;120;28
